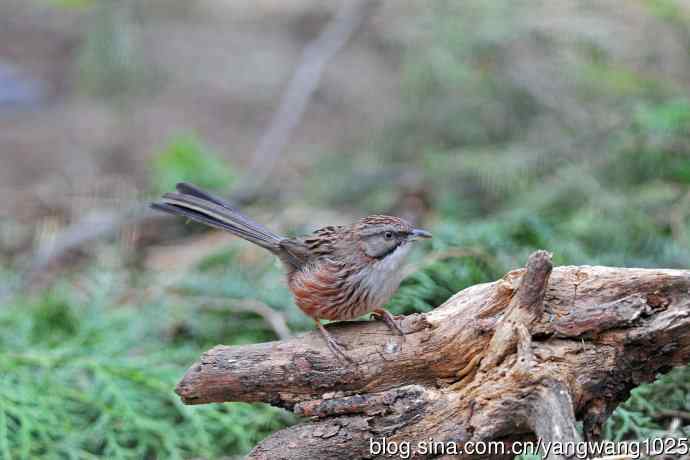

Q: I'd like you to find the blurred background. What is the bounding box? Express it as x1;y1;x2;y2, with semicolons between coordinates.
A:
2;0;690;458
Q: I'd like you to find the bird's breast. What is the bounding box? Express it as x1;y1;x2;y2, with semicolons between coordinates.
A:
287;247;409;321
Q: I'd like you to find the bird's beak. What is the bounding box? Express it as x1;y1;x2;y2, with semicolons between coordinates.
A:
410;228;432;240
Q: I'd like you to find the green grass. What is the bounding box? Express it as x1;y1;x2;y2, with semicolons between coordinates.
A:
0;277;294;459
151;134;237;195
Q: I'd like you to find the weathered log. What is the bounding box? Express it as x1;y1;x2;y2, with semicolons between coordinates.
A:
175;251;690;459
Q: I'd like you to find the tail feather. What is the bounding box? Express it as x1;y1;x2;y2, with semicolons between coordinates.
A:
175;182;238;211
174;182;281;240
151;185;284;252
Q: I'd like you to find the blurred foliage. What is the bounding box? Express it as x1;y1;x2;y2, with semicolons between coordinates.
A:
5;0;690;457
46;0;95;9
151;134;236;195
606;367;690;441
0;276;294;459
77;0;156;99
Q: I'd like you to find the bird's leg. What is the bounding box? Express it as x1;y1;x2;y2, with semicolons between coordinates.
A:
371;308;405;337
315;320;353;363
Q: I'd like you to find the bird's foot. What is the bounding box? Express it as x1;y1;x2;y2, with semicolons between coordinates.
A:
325;335;353;363
371;308;406;338
315;320;353;363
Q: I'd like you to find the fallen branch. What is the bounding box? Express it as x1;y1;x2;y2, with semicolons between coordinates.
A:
176;251;690;459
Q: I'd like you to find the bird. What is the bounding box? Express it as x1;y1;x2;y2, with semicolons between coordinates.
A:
151;182;432;361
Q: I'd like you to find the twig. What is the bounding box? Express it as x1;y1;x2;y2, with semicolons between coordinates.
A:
194;296;292;340
28;205;148;272
654;409;690;422
237;0;379;195
670;189;690;249
18;204;156;295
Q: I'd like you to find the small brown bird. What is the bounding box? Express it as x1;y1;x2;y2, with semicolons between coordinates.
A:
152;183;432;361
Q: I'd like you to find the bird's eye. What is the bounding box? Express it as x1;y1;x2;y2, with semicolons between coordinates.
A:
384;231;394;240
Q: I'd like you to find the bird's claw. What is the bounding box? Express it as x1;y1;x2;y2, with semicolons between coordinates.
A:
372;309;405;337
325;335;353;363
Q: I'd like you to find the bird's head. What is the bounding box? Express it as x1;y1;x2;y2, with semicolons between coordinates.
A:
354;215;432;260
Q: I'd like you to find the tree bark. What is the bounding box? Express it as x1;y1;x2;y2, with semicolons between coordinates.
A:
175;250;690;459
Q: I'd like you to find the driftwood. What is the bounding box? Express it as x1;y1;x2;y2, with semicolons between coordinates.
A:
175;251;690;459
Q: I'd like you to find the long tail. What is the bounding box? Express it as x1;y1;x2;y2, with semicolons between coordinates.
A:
151;182;284;253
